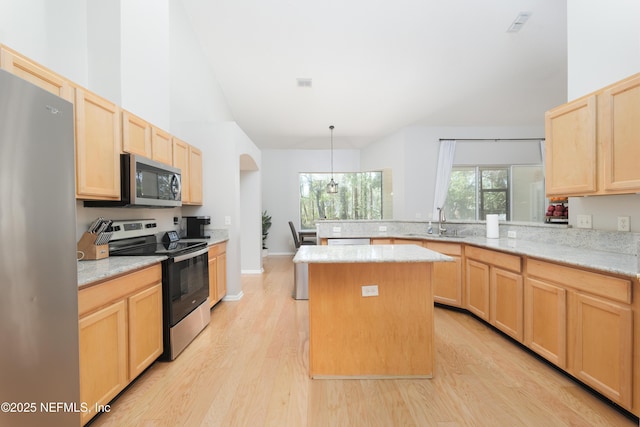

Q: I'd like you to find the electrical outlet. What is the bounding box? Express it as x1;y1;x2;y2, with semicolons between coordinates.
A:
378;226;387;232
333;226;341;233
577;214;592;229
618;216;630;232
361;285;379;297
507;231;517;239
224;216;231;225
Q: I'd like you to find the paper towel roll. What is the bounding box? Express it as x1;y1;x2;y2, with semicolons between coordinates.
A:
486;214;499;239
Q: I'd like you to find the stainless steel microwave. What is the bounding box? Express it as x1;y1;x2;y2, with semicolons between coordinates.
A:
84;154;182;208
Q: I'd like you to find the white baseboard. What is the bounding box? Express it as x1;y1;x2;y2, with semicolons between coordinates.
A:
222;291;244;302
241;268;264;274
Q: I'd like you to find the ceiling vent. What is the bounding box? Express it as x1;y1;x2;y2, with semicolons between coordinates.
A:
296;78;313;88
507;12;531;33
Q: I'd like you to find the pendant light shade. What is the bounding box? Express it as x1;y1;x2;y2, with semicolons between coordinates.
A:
326;125;338;194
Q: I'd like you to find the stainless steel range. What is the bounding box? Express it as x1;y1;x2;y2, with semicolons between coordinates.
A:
108;219;210;360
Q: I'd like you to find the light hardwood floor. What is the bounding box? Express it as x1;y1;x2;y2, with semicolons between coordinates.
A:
89;256;637;427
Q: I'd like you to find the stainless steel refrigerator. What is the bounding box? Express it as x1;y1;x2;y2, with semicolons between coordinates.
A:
0;69;80;426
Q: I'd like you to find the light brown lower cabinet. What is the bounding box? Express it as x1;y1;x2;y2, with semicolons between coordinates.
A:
78;265;163;426
465;246;524;342
78;300;127;426
208;242;228;307
525;258;633;409
465;259;490;320
524;277;567;368
424;242;463;307
569;291;633;407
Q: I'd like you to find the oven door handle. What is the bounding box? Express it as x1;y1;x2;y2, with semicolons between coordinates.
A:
173;246;209;263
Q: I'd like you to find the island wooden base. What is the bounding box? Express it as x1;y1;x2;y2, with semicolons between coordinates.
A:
308;262;433;378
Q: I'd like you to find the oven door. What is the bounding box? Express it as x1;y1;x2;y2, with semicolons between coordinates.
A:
163;247;209;326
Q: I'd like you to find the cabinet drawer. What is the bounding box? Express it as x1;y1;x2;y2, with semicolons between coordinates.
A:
465;246;521;273
208;242;227;257
527;259;631;304
424;241;462;256
79;264;162;317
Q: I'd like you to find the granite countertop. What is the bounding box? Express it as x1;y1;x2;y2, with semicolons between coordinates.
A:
293;244;453;264
77;255;166;289
77;236;229;288
322;232;639;278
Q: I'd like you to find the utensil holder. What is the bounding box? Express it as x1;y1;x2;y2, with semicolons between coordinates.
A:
77;232;109;260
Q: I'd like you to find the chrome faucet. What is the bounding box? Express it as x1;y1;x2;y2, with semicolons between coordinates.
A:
437;207;447;236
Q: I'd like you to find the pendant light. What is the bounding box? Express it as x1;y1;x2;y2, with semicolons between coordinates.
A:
326;125;338;193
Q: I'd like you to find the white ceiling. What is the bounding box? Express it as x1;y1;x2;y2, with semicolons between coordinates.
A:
180;0;567;149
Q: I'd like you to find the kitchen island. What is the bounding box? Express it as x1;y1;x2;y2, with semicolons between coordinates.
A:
293;244;452;379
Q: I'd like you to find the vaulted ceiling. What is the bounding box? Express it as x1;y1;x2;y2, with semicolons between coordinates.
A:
181;0;567;149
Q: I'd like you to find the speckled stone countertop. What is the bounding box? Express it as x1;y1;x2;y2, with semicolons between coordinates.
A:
320;230;639;278
78;233;229;288
77;256;166;288
293;244;453;264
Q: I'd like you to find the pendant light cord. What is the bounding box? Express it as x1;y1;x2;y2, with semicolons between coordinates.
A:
329;125;334;179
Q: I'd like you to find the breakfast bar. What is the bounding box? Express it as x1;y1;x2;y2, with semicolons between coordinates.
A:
293;244;452;379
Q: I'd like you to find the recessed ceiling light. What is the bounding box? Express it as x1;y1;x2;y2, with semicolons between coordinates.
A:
296;78;312;88
507;11;531;33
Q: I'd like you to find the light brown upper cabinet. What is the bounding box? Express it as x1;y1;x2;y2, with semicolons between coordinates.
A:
172;138;190;203
172;138;203;205
75;87;121;200
0;45;74;102
122;110;151;157
545;72;640;197
601;74;640;192
545;95;597;196
151;127;173;165
188;145;203;205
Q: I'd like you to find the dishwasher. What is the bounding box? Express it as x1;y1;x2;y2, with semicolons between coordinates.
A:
293;238;370;300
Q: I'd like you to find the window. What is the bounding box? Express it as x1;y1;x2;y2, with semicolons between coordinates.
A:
299;172;383;229
445;165;544;222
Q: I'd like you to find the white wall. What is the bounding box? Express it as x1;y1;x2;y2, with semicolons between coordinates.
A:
361;125;544;221
567;0;640;100
180;122;261;299
262;149;360;255
2;0;262;299
0;0;88;85
567;0;640;231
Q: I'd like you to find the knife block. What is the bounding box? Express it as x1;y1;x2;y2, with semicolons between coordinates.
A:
77;232;109;260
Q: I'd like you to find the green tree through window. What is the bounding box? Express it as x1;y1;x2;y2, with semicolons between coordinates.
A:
299;172;383;229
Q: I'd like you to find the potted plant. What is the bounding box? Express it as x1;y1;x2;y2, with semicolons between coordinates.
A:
262;210;272;256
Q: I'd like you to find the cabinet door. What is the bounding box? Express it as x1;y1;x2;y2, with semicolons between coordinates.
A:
75;87;121;199
151;127;173;165
216;252;227;301
122;110;151;157
0;45;73;101
524;277;566;368
188;145;203;205
490;267;523;342
545;95;597;196
569;292;632;407
432;256;462;307
465;259;490;321
601;74;640;192
128;283;163;380
173;138;190;203
208;254;218;308
79;300;127;425
425;242;463;307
